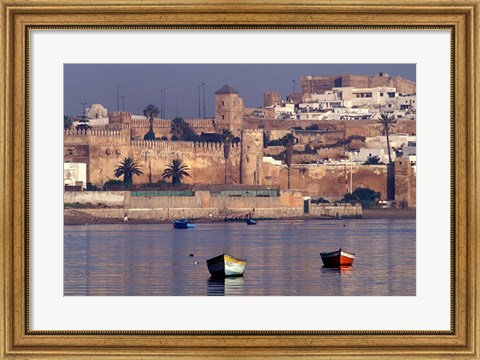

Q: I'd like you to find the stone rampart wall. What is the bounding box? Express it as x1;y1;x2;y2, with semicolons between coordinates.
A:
244;119;416;138
64;191;125;205
309;203;363;217
64;129;130;146
64;204;361;221
278;164;389;199
211;195;284;209
66;140;242;187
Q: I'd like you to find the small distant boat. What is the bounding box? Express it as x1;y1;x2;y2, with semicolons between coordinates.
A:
172;219;196;229
246;219;257;225
320;248;355;268
206;253;247;278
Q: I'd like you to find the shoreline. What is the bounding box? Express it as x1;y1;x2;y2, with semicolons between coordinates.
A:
64;208;415;225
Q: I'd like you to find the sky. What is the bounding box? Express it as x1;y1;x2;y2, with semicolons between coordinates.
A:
64;64;416;119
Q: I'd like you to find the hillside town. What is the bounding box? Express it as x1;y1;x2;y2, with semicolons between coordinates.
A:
64;72;416;222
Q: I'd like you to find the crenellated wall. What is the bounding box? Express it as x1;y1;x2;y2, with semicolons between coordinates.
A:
64;129;130;146
130;117;215;136
65;132;243;187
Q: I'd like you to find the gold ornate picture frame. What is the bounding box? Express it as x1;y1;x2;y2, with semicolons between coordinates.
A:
1;0;479;358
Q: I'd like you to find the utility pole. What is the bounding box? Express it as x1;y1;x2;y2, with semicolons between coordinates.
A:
116;86;120;111
120;96;127;111
80;102;87;118
161;87;166;118
202;82;206;119
350;161;353;193
198;84;201;117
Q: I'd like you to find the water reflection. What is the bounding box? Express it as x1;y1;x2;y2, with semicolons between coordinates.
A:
320;265;353;274
207;277;246;296
64;219;416;296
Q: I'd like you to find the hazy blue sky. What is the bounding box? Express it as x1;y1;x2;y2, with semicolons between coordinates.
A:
64;64;415;119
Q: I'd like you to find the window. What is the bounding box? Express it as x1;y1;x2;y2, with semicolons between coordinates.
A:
221;101;225;106
221;115;224;120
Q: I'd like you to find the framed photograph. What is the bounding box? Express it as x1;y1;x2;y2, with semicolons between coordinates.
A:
1;0;478;358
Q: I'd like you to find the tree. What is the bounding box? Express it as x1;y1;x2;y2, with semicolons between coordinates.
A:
162;159;192;186
64;115;74;130
170;117;198;141
342;187;380;209
143;104;160;120
377;112;397;164
143;104;160;141
170;117;186;140
281;133;296;189
221;129;234;184
113;157;143;189
363;155;382;165
75;115;91;131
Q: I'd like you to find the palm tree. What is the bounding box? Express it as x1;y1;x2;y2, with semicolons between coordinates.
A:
162;159;192;186
170;117;186;140
221;129;234;184
143;104;160;120
143;104;159;140
113;157;143;189
281;133;296;189
363;155;382;165
377;112;397;164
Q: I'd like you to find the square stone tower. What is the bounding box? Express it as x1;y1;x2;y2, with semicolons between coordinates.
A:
215;84;244;134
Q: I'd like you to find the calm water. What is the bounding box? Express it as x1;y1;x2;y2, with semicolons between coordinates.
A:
64;219;415;296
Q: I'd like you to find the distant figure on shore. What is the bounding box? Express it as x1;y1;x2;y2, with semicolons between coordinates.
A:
123;212;128;222
209;213;212;220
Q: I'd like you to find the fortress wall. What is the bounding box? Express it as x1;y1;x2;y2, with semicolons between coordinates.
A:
64;191;125;206
293;130;345;144
64;205;360;221
244;119;416;138
75;140;242;187
309;203;363;217
126;194;202;209
130;118;215;137
64;129;130;146
394;158;416;208
130;118;171;128
211;195;284;209
315;147;345;161
277;164;388;199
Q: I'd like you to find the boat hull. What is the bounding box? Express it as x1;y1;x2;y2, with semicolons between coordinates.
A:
320;249;355;268
246;219;257;225
173;220;196;229
206;254;247;278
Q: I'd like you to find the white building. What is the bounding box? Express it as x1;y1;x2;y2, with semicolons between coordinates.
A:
74;103;109;127
64;163;87;189
274;103;296;119
348;148;392;164
85;103;108;119
365;134;416;150
331;86;398;108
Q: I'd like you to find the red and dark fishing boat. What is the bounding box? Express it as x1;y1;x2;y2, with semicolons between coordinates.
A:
320;248;355;268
